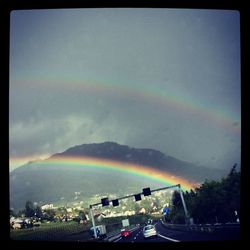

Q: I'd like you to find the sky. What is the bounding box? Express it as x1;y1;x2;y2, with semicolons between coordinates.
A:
9;8;241;172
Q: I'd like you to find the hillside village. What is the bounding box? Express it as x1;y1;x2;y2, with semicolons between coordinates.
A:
10;190;173;229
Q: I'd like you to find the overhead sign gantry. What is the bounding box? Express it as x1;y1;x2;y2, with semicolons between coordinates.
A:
89;184;189;238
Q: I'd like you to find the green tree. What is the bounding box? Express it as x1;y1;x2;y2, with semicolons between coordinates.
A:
185;165;240;224
168;165;240;224
25;200;35;217
168;191;186;224
34;206;43;218
218;165;240;222
10;209;16;217
190;180;222;223
134;203;141;214
43;209;56;221
79;210;87;220
16;209;26;218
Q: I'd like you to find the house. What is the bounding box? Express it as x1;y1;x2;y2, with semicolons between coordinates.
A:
12;222;22;229
124;210;135;216
66;208;72;213
41;204;54;210
10;217;23;229
139;208;146;214
94;213;106;221
10;217;33;229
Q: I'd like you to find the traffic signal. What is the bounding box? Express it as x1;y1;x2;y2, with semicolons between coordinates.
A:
101;197;109;207
134;194;141;201
143;187;151;196
112;199;119;207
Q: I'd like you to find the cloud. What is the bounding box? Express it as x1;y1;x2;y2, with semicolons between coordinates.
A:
9;111;129;160
9;9;241;172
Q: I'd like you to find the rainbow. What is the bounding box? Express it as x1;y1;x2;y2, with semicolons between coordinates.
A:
13;76;241;134
31;155;197;191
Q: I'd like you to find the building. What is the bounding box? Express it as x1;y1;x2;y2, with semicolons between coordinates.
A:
41;204;54;210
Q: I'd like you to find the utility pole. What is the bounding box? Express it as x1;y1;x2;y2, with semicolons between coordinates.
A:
177;184;190;224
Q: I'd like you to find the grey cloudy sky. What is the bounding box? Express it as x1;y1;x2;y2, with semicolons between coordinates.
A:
9;8;241;172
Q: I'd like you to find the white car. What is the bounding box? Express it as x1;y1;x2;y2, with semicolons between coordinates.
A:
143;224;158;239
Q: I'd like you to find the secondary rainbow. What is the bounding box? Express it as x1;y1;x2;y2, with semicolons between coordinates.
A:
35;155;197;191
14;76;241;134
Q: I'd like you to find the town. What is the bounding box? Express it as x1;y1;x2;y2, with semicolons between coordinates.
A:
10;190;173;230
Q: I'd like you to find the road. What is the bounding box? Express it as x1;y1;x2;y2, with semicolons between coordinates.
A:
109;221;240;243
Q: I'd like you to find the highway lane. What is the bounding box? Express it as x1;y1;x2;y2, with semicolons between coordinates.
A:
112;221;240;242
115;223;180;243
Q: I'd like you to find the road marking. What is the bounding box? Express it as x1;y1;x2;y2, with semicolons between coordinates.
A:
113;237;122;242
158;234;180;242
107;234;121;242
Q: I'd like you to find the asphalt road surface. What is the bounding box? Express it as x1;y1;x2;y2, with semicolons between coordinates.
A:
112;221;240;243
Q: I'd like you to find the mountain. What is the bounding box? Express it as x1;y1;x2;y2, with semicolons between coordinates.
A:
10;142;227;211
52;141;227;182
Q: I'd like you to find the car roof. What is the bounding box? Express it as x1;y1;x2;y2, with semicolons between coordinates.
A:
144;225;155;229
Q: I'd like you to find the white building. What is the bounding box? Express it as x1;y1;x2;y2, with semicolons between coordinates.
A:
139;208;146;214
41;204;54;210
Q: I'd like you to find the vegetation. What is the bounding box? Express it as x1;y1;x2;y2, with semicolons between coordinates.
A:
10;221;92;241
167;165;240;224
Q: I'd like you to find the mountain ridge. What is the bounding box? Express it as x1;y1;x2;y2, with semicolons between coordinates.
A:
10;142;228;211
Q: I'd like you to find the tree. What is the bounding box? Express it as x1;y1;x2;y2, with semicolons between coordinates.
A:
17;209;26;218
25;201;35;217
168;191;186;224
79;210;87;220
169;165;240;224
172;191;182;207
189;166;240;224
43;209;56;221
10;209;16;217
34;206;43;219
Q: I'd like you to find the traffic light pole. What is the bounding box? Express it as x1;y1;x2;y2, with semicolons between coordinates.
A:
152;184;190;224
177;184;190;224
89;205;98;239
89;183;190;238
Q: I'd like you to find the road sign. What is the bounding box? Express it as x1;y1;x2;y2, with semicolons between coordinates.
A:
163;207;170;215
122;219;129;227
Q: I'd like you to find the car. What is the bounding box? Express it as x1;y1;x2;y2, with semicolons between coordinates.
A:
143;224;158;239
145;219;153;226
121;228;131;238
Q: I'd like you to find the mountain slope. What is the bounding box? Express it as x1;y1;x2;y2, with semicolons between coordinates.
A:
10;142;227;211
52;141;227;182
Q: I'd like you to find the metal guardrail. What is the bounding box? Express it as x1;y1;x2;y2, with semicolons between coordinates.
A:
161;221;240;234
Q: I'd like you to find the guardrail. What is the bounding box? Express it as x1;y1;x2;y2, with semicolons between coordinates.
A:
161;221;240;234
